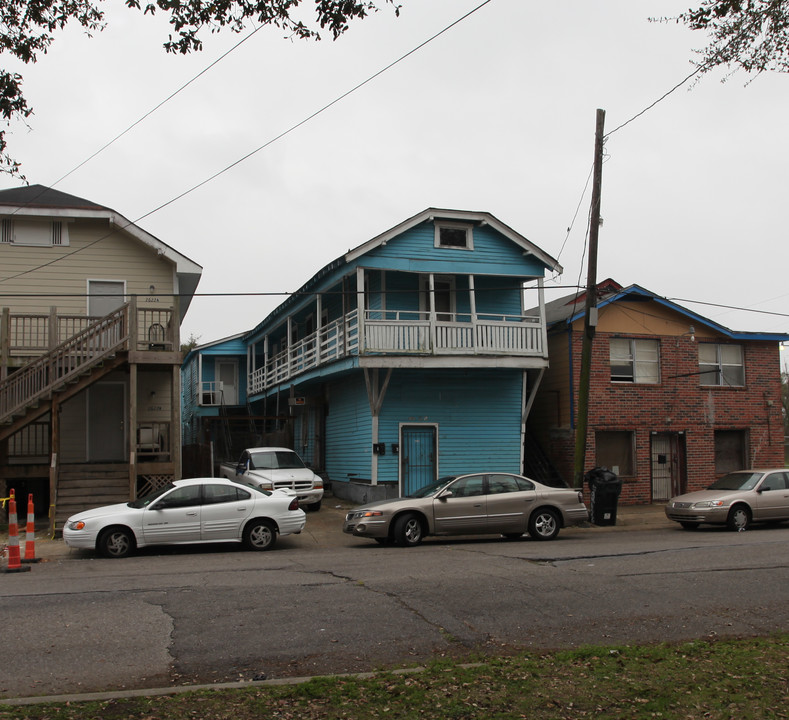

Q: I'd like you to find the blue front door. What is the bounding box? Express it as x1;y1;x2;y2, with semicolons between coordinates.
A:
401;425;437;496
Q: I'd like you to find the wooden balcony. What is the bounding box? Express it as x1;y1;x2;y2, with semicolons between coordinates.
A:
249;308;546;394
0;301;177;426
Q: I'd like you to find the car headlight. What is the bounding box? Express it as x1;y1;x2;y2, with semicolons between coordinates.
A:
362;511;383;518
258;481;273;490
67;520;86;531
692;500;725;509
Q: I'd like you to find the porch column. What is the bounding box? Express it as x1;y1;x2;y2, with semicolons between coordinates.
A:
129;363;138;498
49;397;60;535
198;352;203;404
315;294;322;362
469;275;477;350
173;363;182;480
537;278;547;357
0;307;8;381
356;267;365;353
48;306;57;349
264;336;269;390
287;317;293;378
428;274;436;351
247;344;253;397
364;368;392;486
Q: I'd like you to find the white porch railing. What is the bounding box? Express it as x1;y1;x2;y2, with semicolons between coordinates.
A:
248;308;545;395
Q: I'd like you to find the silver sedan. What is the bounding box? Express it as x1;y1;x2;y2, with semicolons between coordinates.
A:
665;469;789;531
343;473;589;546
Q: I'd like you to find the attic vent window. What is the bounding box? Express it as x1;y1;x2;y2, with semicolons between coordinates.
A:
435;222;473;250
0;219;70;246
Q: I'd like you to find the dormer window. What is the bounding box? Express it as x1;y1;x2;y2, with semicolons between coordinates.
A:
0;218;70;246
435;221;473;250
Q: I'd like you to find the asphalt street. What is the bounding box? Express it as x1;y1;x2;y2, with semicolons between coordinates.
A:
2;500;789;703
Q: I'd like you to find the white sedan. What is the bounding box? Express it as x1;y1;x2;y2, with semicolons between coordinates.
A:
63;477;306;558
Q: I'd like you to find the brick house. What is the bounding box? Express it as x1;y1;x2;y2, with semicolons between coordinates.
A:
528;280;789;504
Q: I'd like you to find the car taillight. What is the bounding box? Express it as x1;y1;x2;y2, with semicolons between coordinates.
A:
288;498;300;511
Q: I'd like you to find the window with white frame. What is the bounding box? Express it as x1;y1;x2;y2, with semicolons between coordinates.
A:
609;338;660;384
0;218;69;246
699;343;744;386
434;222;473;250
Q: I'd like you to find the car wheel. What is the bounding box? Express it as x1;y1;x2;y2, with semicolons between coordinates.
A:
306;500;322;512
727;505;751;531
680;521;700;530
244;520;277;550
98;527;135;558
393;513;424;547
528;508;560;541
502;532;523;540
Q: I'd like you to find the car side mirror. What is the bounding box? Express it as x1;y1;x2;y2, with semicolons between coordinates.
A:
438;490;453;500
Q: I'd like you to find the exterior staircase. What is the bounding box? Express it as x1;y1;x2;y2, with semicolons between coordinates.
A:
54;465;130;531
0;305;130;442
522;429;566;487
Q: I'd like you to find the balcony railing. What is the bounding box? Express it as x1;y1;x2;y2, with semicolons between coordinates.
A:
0;302;177;425
2;305;176;357
249;308;545;394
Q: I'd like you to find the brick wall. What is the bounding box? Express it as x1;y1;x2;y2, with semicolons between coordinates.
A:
535;330;785;505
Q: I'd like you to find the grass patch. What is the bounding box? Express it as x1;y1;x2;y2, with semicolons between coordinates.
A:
2;635;788;719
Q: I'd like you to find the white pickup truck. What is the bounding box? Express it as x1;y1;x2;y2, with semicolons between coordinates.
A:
219;447;324;511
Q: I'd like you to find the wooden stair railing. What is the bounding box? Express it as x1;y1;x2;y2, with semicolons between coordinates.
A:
0;304;130;425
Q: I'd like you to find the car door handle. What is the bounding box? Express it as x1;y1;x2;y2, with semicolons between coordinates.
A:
237;507;247;511
186;511;198;516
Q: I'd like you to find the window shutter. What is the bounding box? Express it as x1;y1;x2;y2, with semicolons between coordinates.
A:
0;218;13;243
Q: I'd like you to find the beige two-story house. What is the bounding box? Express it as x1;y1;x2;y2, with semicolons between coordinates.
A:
0;185;202;531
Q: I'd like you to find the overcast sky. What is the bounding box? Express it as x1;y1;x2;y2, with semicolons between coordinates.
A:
1;0;787;358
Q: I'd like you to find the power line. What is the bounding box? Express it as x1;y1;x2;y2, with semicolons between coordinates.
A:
0;288;787;322
0;0;495;284
135;0;495;223
48;24;265;190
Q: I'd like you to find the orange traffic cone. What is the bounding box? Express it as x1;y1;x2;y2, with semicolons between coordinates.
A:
3;489;31;573
22;493;41;564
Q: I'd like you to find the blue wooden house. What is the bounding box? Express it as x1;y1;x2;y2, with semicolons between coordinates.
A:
181;333;249;466
240;208;562;502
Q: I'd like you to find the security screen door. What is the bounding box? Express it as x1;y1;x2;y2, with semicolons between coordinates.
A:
401;425;437;496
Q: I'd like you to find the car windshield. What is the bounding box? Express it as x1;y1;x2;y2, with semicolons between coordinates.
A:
249;451;306;470
128;483;176;509
408;476;457;498
706;472;762;491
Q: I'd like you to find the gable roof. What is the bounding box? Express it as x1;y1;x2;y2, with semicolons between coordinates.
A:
246;208;561;340
346;208;562;271
0;185;203;320
0;185;107;211
546;280;789;343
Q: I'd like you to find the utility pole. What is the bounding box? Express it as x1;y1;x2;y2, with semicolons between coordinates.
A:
573;108;606;488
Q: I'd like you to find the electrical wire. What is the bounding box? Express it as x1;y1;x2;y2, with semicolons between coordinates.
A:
0;0;495;284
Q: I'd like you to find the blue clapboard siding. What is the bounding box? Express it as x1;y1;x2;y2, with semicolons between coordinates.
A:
325;375;373;483
325;369;523;489
358;222;546;277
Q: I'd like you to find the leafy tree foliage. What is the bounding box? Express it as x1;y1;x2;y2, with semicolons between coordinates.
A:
672;0;789;76
0;0;397;178
180;332;201;354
